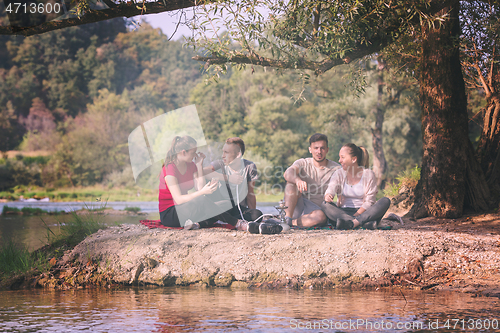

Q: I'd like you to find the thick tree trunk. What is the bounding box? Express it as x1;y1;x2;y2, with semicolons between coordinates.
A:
408;1;469;219
372;61;387;188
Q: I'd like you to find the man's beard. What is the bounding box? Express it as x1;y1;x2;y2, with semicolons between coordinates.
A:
313;156;326;163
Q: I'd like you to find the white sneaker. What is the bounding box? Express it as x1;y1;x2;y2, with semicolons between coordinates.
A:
184;219;200;230
235;219;248;231
266;218;290;232
280;223;291;232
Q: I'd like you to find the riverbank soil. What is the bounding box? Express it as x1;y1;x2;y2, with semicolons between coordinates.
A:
13;208;494;296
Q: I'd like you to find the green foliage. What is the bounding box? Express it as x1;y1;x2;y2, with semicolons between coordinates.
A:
191;62;422;184
1;205;62;215
185;0;437;80
0;157;46;191
58;210;106;247
383;165;421;197
0;191;18;200
2;206;20;215
21;207;45;215
1;22;203;188
0;202;106;281
0;239;50;278
124;206;141;213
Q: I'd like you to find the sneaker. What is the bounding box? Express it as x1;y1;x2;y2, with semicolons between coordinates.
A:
362;221;377;230
266;218;290;232
336;218;354;230
184;219;200;230
247;221;261;234
259;222;283;234
236;219;248;231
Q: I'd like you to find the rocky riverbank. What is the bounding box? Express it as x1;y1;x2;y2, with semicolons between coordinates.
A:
12;211;498;298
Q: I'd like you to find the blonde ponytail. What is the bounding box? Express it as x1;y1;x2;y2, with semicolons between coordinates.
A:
358;146;370;168
163;136;197;166
343;143;370;168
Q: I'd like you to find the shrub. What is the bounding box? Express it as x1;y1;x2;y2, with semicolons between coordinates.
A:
21;207;45;215
23;156;50;166
383;165;421;197
124;206;141;213
2;206;20;215
35;192;48;199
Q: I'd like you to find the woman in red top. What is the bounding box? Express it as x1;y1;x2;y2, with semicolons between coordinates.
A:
159;135;247;230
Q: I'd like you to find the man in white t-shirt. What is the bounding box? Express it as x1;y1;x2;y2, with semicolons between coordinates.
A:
283;133;340;227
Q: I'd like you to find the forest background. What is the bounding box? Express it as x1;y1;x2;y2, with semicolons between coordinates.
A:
0;13;484;202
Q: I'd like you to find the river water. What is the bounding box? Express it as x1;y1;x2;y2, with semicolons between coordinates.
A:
0;202;277;250
1;287;500;332
2;202;500;332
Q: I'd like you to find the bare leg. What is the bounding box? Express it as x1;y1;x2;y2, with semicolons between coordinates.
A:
295;210;327;228
284;182;300;218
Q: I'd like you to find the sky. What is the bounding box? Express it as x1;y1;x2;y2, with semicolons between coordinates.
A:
134;5;269;41
134;9;196;40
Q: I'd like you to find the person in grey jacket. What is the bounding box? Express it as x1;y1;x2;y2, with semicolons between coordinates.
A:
321;143;390;230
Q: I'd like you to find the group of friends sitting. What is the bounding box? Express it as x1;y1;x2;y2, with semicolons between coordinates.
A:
158;133;390;234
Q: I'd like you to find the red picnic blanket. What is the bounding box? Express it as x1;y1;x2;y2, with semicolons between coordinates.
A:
140;220;236;230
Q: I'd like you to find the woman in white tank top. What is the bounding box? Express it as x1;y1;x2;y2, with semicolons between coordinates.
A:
321;143;390;230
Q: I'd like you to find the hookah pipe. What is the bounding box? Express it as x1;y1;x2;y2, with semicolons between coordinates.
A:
274;199;288;224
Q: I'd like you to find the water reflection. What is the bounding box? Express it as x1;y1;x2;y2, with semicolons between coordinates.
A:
0;287;499;332
0;213;160;251
0;203;277;250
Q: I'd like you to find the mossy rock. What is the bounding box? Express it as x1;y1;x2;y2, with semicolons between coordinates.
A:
230;281;249;289
214;273;234;287
251;272;282;283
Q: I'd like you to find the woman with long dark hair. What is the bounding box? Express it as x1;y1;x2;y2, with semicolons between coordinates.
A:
159;135;247;230
321;143;390;230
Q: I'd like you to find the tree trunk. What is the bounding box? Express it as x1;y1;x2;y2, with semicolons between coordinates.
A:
372;60;387;188
464;139;491;211
476;90;500;206
408;1;469;219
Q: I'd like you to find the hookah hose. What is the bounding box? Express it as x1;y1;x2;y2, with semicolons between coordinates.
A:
215;160;275;224
236;183;275;223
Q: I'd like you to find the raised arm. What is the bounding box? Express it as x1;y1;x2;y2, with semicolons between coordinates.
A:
284;164;307;193
193;152;208;190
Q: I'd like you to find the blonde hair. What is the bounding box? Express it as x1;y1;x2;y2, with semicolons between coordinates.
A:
163;136;197;166
343;143;369;168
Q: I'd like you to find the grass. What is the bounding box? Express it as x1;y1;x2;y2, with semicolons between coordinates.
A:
383;165;421;197
124;206;141;213
255;188;284;203
1;206;64;216
2;184;284;203
0;201;108;285
0;239;51;280
0;185;158;202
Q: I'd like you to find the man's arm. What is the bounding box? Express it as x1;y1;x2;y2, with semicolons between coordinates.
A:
202;165;226;182
284;165;307;192
246;181;257;209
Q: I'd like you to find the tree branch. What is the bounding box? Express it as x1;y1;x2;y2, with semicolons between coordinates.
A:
193;53;346;75
313;4;321;36
0;0;208;36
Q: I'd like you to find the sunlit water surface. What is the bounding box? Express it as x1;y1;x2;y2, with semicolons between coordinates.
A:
2;203;500;332
1;287;500;332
